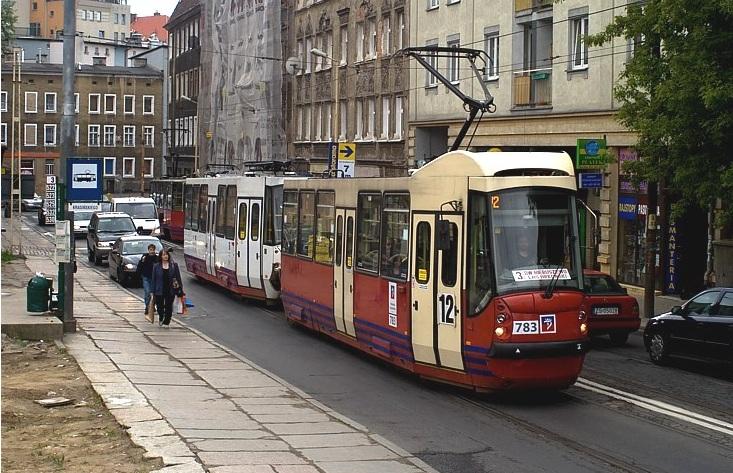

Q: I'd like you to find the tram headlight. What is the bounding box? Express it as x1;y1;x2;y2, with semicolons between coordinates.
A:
494;327;506;337
580;322;588;334
497;313;507;324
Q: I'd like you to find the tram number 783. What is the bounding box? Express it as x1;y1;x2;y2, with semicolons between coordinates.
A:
437;293;456;325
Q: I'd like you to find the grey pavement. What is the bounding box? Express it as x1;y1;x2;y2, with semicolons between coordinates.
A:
18;231;436;473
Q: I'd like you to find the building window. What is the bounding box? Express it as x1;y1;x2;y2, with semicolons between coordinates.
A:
322;33;331;69
571;15;589;70
143;126;154;147
356;23;364;62
394;96;404;140
305;37;313;73
20;159;34;175
142;95;154;114
340;26;348;65
314;103;322;141
447;36;460;84
25;91;38;113
355;99;363;139
381;96;390;140
88;124;100;147
143;158;154;177
74;93;79;113
367;19;376;59
1;91;7;112
397;11;405;51
296;40;304;75
367;98;375;139
123;126;135;147
121;13;126;25
324;103;332;141
381;16;391;56
89;93;100;113
122;157;135;177
426;40;438;87
75;124;79;146
104;94;116;114
45;160;54;176
485;32;499;80
124;95;134;114
104;157;116;176
339;100;347;140
24;123;37;146
44;92;57;112
0;123;7;145
44;124;56;146
103;125;116;146
304;105;311;141
428;0;439;10
98;30;105;38
297;107;303;140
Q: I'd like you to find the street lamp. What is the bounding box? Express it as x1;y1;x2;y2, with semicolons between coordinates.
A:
180;95;199;176
311;48;339;169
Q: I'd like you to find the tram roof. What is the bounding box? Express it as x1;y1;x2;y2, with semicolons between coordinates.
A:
412;151;575;178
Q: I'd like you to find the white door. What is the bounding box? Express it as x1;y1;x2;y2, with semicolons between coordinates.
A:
206;198;216;275
236;199;250;286
434;214;464;371
248;199;263;289
333;209;346;333
343;210;356;336
411;215;437;365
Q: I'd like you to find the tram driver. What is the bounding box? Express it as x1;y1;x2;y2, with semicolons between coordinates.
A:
512;231;538;269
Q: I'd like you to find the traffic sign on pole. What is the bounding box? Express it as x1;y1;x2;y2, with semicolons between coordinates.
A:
45;175;57;225
337;142;356;177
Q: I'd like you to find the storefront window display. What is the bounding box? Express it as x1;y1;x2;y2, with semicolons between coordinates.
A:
617;148;649;286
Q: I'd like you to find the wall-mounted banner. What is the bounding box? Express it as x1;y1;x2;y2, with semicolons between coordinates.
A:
618;196;638;221
576;138;608;169
66;158;102;202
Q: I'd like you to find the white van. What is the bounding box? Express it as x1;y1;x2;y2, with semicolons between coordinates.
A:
69;202;104;237
110;197;160;236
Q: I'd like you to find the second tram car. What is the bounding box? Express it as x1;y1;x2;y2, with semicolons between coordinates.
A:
183;176;284;303
151;178;186;242
280;151;589;391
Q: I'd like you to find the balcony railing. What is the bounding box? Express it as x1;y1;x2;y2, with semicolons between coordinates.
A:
512;68;552;108
515;0;553;13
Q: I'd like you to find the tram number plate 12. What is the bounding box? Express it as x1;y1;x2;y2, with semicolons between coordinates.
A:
437;293;456;325
512;320;539;335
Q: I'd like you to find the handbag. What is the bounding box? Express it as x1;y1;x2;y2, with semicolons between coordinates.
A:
145;295;155;323
173;296;185;315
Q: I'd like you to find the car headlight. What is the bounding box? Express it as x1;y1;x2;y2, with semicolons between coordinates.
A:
124;263;135;270
152;227;161;235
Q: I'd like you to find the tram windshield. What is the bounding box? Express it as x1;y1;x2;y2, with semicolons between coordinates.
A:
489;188;582;296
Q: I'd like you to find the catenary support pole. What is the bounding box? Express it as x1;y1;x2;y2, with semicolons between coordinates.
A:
59;0;77;332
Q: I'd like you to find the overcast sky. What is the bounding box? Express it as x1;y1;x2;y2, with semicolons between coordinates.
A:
127;0;179;18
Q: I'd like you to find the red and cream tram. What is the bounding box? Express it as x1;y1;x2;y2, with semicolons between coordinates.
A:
151;178;186;242
183;176;284;303
280;151;589;391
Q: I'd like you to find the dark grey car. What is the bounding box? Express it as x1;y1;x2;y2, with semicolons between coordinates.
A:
86;212;138;265
108;236;163;286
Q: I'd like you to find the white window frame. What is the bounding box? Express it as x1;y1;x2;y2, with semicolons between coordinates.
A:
355;99;363;139
367;19;377;59
397;11;405;51
340;26;348;66
88;124;100;147
381;96;390;140
394;96;404;140
103;124;116;146
123;94;135;114
305;37;313;73
20;159;34;175
325;102;332;141
24;123;37;146
367;98;375;139
122;157;135;178
43;124;57;146
297;40;304;75
142;95;154;115
314;103;322;141
45;160;55;176
339;100;347;140
44;92;57;112
103;94;116;114
75;124;79;146
381;16;391;56
0;123;7;145
322;33;331;70
123;125;135;147
88;93;101;113
143;157;154;178
304;105;311;141
447;37;460;84
314;34;322;71
426;40;439;88
428;0;439;10
74;93;79;113
356;23;365;62
103;157;116;176
571;15;589;70
25;91;38;113
0;91;7;112
297;106;303;141
143;126;155;147
485;32;499;80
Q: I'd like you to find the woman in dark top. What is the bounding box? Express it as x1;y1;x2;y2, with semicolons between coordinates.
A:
151;249;183;326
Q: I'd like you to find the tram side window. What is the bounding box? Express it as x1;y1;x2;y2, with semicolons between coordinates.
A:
184;185;192;230
336;215;343;266
238;203;248;240
467;192;493;315
415;222;431;284
251;202;260;241
173;182;184;211
381;194;409;280
356;193;382;273
282;190;298;255
298;191;315;258
224;185;237;240
345;216;354;268
315;192;335;264
264;185;283;245
191;185;200;231
198;185;208;232
216;186;226;237
441;221;458;287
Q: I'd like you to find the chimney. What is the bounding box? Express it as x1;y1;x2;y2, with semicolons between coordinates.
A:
154;11;160;16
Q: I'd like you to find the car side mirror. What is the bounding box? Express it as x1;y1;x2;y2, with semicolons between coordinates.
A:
671;305;682;315
622;288;628;295
137;226;144;234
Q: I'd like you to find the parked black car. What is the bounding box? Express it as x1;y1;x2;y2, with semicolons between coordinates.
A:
644;288;733;365
87;212;139;265
108;236;162;286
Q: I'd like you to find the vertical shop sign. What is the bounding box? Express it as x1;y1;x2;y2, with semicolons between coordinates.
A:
665;221;679;294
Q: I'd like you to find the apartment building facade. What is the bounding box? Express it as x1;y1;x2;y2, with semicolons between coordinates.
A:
285;0;409;176
164;0;200;177
27;0;132;41
1;62;164;196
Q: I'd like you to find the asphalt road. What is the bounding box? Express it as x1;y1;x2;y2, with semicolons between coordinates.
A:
24;215;733;473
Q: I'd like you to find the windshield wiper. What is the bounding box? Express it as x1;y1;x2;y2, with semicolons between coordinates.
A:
543;264;564;299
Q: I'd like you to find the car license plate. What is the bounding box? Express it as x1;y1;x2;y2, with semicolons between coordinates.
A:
593;307;619;315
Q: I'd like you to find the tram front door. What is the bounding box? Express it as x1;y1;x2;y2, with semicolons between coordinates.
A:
411;213;464;371
333;209;356;337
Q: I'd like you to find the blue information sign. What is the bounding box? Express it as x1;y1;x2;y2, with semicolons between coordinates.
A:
579;172;603;189
66;158;103;202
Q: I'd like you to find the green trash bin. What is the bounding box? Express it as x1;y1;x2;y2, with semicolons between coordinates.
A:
27;275;51;313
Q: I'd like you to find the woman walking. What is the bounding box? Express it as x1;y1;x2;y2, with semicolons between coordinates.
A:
151;249;183;326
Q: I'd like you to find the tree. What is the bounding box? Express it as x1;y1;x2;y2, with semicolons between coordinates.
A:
1;0;17;56
590;0;733;222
